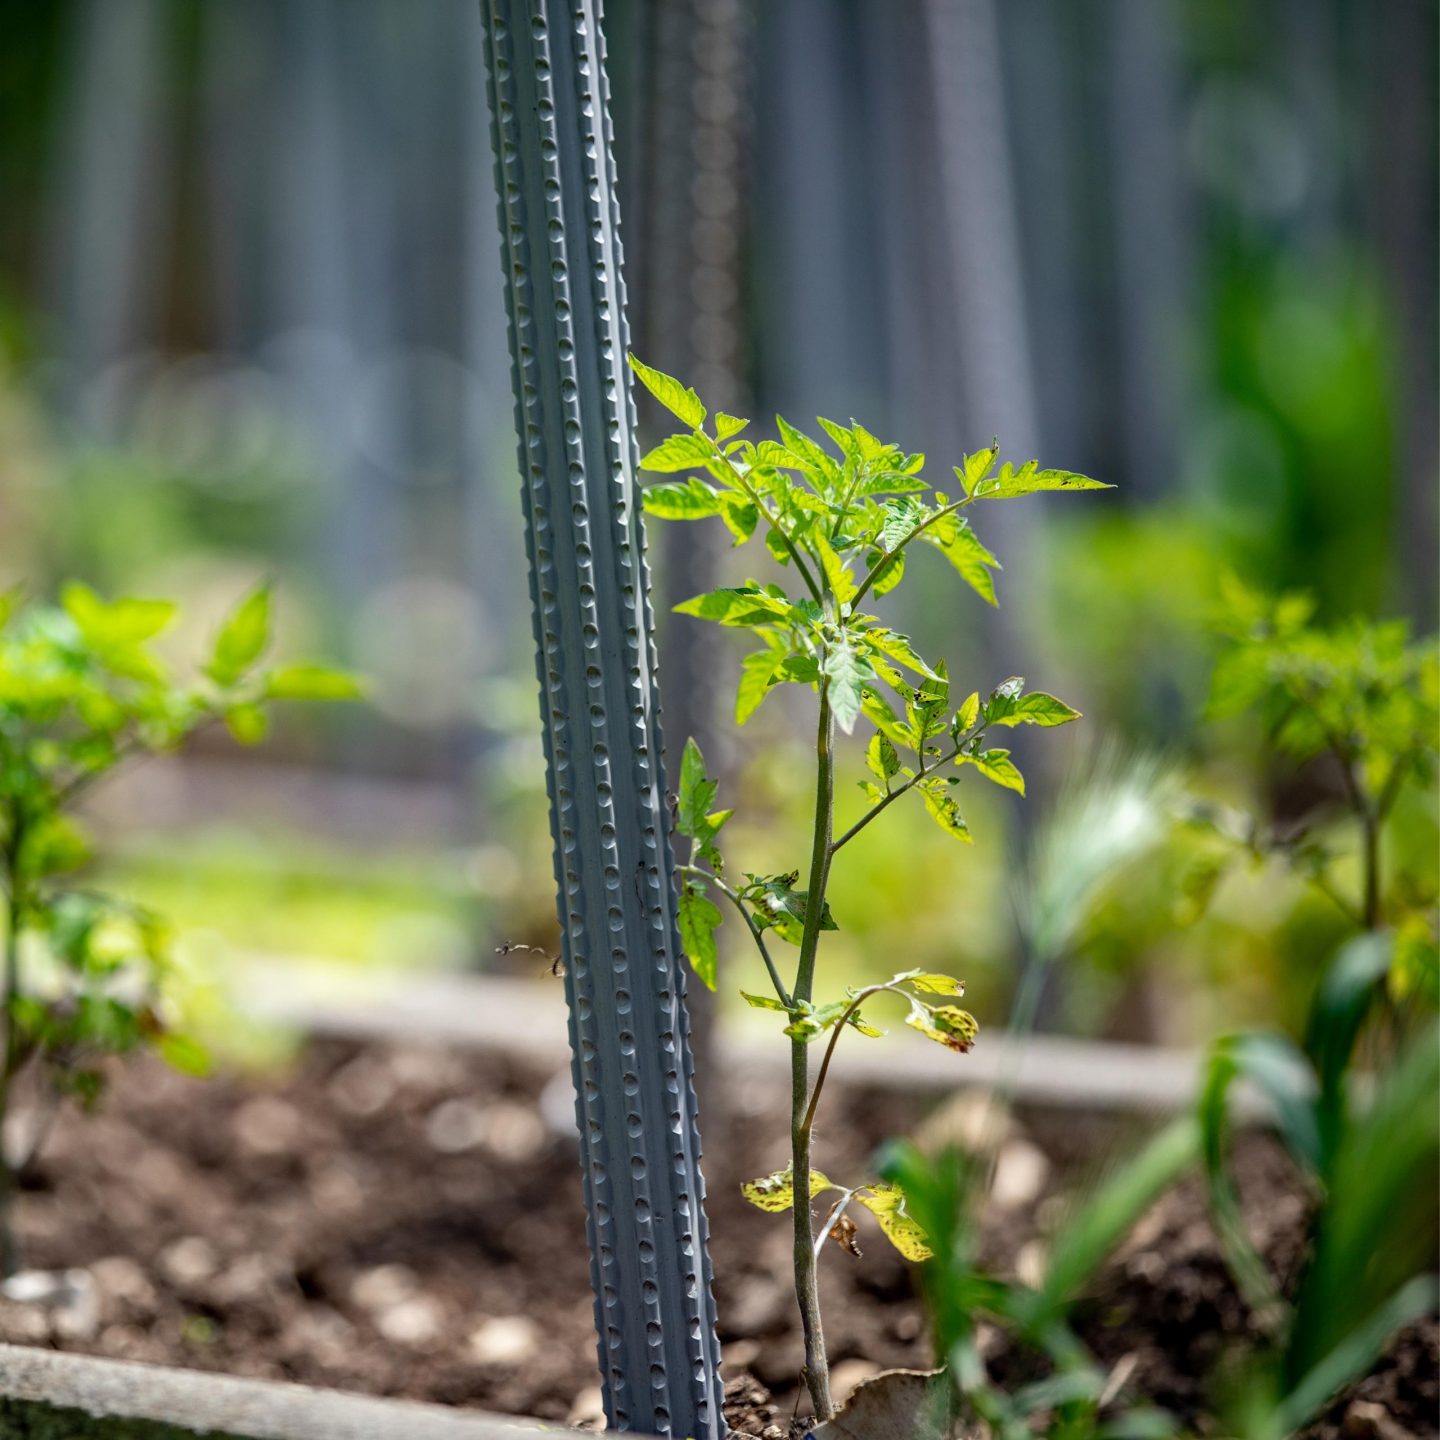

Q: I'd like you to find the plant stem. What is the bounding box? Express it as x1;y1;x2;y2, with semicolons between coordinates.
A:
800;984;896;1136
791;689;836;1420
1360;807;1381;932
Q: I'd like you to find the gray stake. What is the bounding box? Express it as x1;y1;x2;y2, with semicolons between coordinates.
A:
477;1;725;1434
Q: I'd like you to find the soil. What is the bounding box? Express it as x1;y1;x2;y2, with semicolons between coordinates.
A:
1;1037;1434;1438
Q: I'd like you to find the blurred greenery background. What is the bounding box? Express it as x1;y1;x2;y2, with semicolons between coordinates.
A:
0;0;1433;1055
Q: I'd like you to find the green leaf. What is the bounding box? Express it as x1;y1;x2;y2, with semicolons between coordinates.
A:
62;583;176;646
953;691;980;734
865;627;939;681
866;733;900;783
639;434;714;473
816;416;858;459
776;416;838;485
628;354;705;428
224;702;269;745
919;780;972;843
905;1001;978;1052
866;549;906;596
928;521;1000;606
740;991;788;1011
677;882;722;990
814;533;857;605
736;649;782;725
264;665;365;701
157;1032;211;1077
823;635;866;733
717;494;759;544
674;585;793;628
676;879;723;976
677;738;719;838
861;688;915;749
955;440;999;496
986;691;1081;728
961;748;1026;795
642;477;726;518
741;1164;834;1213
1038;1119;1199;1319
747;875;837;945
714;412;748;442
878;496;927;553
855;1182;933;1261
971;459;1113;500
208;585;272;686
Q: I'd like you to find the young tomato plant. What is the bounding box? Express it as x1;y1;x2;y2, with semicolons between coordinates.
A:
631;354;1108;1418
1191;577;1438;987
0;582;359;1276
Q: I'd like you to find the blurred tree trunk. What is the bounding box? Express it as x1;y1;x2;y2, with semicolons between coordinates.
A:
44;0;173;411
621;0;753;1097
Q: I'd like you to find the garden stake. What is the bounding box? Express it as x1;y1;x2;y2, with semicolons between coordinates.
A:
477;2;725;1434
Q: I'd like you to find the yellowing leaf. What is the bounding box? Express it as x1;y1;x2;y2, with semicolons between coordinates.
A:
920;781;972;843
855;1182;933;1261
741;1165;834;1213
906;973;965;996
906;1002;978;1053
866;733;900;783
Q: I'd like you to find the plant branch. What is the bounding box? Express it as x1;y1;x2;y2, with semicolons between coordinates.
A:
850;496;971;609
679;864;791;1007
830;735;973;855
800;983;901;1137
705;439;824;605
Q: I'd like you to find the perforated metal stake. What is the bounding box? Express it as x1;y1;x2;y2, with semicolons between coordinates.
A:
478;3;725;1435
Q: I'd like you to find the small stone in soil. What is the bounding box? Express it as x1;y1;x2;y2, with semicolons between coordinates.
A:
427;1099;489;1153
159;1236;219;1287
991;1138;1049;1210
829;1357;882;1403
231;1096;304;1155
350;1263;418;1311
375;1294;444;1346
468;1315;538;1365
568;1384;606;1429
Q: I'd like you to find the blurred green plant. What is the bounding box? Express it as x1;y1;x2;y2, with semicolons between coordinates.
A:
0;581;359;1274
878;1124;1195;1439
1200;927;1438;1401
631;352;1105;1418
1189;576;1438;986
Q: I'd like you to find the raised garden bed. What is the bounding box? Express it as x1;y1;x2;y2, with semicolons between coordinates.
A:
2;1025;1433;1438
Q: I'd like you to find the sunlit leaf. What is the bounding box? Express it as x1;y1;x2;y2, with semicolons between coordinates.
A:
677;882;722;990
628;354;706;428
642;477;726;518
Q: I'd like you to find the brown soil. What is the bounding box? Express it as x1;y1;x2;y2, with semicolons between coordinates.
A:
2;1038;1434;1437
